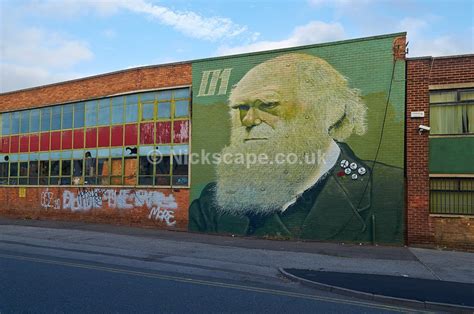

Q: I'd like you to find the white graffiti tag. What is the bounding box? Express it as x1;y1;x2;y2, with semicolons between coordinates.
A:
41;189;60;209
63;189;105;212
148;207;176;226
40;188;179;226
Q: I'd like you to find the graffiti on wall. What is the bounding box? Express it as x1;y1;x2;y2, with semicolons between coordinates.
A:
41;189;61;210
190;37;405;244
40;188;178;226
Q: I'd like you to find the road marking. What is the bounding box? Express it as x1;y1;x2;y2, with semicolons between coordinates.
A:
0;252;428;313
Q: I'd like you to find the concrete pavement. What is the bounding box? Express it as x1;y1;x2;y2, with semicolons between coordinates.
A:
0;217;473;310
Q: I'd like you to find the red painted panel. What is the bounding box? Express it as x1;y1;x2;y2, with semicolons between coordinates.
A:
73;129;84;149
1;137;10;153
30;134;39;152
62;130;72;150
124;124;138;145
111;126;123;146
40;133;50;151
19;135;29;152
50;131;61;150
86;128;97;148
140;122;155;144
98;127;110;147
173;120;190;143
10;135;19;153
156;122;171;144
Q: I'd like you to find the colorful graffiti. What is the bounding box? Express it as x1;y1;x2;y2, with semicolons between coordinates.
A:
40;188;179;227
190;35;405;244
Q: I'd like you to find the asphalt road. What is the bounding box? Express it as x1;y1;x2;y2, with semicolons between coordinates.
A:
0;250;407;313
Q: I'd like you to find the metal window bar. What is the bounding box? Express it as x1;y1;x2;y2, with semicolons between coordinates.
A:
430;178;474;215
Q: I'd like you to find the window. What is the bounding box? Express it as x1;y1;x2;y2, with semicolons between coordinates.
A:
74;103;85;128
156;156;171;186
28;158;39;185
2;113;10;135
85;101;97;127
175;100;189;118
62;104;73;129
41;108;51;131
0;87;190;187
139;156;154;185
126;95;139;123
158;102;171;119
172;154;188;186
11;112;20;134
98;99;110;126
30;109;40;132
0;158;8;184
142;103;154;121
111;97;124;124
20;111;30;133
430;178;474;215
51;107;61;130
39;159;49;185
430;89;474;135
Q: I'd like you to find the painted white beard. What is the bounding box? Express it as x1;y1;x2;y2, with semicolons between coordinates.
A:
215;116;332;216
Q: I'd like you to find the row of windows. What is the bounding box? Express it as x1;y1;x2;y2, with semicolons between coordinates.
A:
1;88;190;136
0;121;189;154
0;145;189;187
429;89;474;135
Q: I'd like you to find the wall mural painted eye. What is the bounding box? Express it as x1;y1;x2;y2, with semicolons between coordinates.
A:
236;104;250;111
259;102;278;110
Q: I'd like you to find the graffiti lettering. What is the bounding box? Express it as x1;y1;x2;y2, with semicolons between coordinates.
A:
148;206;176;226
39;188;179;226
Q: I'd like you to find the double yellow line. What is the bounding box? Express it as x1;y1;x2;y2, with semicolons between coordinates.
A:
0;252;426;313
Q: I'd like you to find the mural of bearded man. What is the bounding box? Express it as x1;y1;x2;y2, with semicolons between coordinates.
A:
189;53;403;243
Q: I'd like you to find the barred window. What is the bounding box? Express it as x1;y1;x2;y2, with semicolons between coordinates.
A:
430;178;474;215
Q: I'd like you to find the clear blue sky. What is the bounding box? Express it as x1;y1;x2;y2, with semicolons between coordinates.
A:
1;0;473;92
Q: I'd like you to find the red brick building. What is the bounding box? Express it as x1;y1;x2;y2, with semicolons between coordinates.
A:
406;54;474;250
0;63;193;228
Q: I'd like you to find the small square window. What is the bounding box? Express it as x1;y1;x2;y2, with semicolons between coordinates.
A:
142;103;154;121
175;100;189;117
158;102;171;119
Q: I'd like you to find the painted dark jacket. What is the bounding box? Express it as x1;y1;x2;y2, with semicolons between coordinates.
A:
189;143;404;244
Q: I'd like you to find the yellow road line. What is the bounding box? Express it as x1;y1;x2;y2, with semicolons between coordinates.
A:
0;252;429;313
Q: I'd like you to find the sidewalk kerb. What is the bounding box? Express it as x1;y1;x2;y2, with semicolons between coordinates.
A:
278;268;474;312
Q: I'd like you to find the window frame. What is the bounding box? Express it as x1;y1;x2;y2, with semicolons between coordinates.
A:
429;88;474;136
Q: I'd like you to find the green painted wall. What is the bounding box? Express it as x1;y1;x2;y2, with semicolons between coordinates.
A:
189;34;406;244
429;137;474;174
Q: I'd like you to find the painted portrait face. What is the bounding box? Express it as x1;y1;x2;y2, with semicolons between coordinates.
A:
216;53;367;216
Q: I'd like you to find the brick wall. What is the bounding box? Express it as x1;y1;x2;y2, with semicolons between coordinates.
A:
0;62;192;230
0;186;189;230
406;55;474;249
0;63;192;112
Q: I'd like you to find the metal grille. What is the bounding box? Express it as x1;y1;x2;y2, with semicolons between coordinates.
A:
430;178;474;215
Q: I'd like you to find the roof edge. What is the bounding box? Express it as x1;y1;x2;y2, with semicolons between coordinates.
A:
1;32;407;96
407;53;474;61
